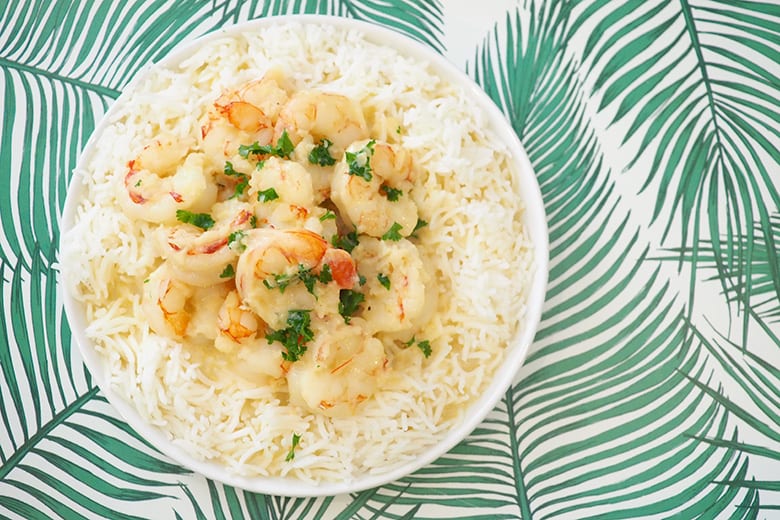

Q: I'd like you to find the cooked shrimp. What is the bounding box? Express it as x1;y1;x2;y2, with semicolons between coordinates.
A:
274;90;369;152
213;290;287;380
248;157;320;232
312;206;339;242
201;74;289;168
368;111;403;144
232;72;290;122
292;139;336;204
187;284;230;343
287;317;387;417
157;199;254;287
142;262;194;339
119;139;217;224
215;290;264;351
320;247;358;288
235;228;357;328
350;237;427;333
142;261;233;342
330;140;418;238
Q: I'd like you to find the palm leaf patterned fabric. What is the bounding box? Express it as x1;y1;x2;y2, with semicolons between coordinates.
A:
1;0;778;517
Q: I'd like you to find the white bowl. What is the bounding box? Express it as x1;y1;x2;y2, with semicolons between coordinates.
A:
60;15;548;497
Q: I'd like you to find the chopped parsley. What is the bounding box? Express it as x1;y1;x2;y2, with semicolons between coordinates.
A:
134;179;142;187
223;161;241;177
345;140;375;181
379;184;403;201
263;264;333;295
265;310;314;362
358;274;367;286
298;264;320;294
338;289;364;324
275;131;295;158
239;130;295;159
256;160;266;170
224;161;249;199
396;125;401;134
228;230;246;251
285;433;301;462
263;273;295;293
404;337;432;358
219;264;235;279
176;210;215;230
319;210;336;221
381;222;404;241
377;273;391;290
412;218;428;236
308;138;336;166
318;263;333;284
257;187;279;203
331;230;359;253
249;215;257;228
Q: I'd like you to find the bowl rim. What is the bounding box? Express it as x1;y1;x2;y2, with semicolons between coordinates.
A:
60;13;549;497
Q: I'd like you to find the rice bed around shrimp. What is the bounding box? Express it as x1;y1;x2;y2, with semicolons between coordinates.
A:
62;22;532;482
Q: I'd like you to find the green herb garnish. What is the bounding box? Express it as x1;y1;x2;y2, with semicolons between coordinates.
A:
275;131;295;158
224;161;250;199
264;264;333;295
257;187;279;203
331;230;359;253
308;138;336;166
239;130;295;159
318;263;333;284
176;210;215;230
403;337;432;358
345;140;375;181
381;222;403;241
228;230;246;251
286;433;301;461
249;215;257;228
338;290;364;324
379;184;403;201
265;310;313;362
219;264;235;279
358;274;367;286
263;272;295;293
319;210;336;221
298;264;319;295
224;161;241;177
377;273;391;290
412;218;428;236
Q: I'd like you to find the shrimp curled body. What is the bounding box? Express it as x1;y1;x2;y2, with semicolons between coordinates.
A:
331;140;418;238
120;139;217;224
287;317;387;418
275;90;369;154
157;200;254;287
351;237;427;333
235;228;357;329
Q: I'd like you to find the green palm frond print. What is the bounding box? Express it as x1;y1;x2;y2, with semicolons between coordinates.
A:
662;213;780;325
1;0;778;518
569;0;780;343
230;0;444;52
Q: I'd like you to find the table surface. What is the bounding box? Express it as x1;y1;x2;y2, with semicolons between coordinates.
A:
1;1;779;518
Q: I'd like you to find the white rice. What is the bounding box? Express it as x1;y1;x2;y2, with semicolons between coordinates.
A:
62;22;532;482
